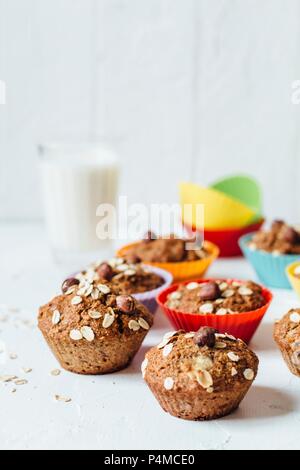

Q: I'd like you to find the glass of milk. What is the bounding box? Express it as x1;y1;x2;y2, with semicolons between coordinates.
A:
39;141;119;268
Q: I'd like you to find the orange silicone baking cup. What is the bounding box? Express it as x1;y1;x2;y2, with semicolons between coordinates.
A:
116;241;219;283
157;279;273;343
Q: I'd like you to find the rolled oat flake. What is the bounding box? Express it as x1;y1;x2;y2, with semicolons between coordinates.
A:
138;318;150;330
128;320;140;331
52;310;61;325
164;377;174;390
102;313;115;328
81;326;95;342
69;329;83;341
162;343;173;357
71;296;83;306
243;368;254;381
290;311;300;324
199;303;214;314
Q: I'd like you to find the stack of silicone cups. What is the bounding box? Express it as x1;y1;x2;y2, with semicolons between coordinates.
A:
180;175;264;257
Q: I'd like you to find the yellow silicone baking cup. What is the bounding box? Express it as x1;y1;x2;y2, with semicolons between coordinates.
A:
180;182;257;229
116;241;220;283
286;261;300;298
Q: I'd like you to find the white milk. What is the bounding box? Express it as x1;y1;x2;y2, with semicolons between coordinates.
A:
39;143;119;265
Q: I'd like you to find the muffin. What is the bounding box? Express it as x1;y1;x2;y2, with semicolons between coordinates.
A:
157;279;272;343
83;257;165;294
38;277;153;375
142;327;258;420
123;232;209;263
72;257;172;314
249;220;300;255
239;221;300;289
165;279;265;315
273;309;300;377
116;232;220;282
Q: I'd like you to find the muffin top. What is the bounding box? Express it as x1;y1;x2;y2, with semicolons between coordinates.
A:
249;220;300;255
142;328;258;394
38;276;153;343
124;232;209;263
274;309;300;349
78;257;164;295
165;280;265;315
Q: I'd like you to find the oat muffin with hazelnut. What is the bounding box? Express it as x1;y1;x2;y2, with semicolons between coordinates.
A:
142;327;258;420
249;220;300;255
38;273;153;375
86;257;165;295
73;257;171;314
117;231;220;283
274;309;300;377
165;279;265;315
123;231;209;263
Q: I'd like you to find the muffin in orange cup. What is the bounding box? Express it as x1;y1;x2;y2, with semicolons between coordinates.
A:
116;233;219;283
157;278;273;343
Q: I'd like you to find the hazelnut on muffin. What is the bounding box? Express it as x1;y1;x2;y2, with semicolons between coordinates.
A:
123;231;209;263
249;220;300;255
274;309;300;377
142;327;258;420
38;275;153;375
86;257;165;295
165;280;265;315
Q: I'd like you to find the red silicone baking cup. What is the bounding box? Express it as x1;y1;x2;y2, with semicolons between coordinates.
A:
183;219;264;257
157;278;273;343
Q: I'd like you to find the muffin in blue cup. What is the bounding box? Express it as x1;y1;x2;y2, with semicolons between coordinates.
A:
239;221;300;289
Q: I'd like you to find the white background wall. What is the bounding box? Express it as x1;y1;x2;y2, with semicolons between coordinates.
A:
1;0;300;222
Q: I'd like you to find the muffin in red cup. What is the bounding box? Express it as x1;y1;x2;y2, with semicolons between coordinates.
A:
157;279;273;343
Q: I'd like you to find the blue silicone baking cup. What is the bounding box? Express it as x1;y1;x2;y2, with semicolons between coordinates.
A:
239;233;300;289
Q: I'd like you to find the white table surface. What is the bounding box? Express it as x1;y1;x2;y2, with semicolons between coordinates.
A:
1;222;300;450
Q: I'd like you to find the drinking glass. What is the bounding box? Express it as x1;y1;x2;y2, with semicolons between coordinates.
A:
39;141;119;269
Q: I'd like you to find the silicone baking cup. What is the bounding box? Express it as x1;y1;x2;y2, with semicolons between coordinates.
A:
157;279;273;343
211;175;263;215
239;233;300;289
286;261;300;299
179;182;257;229
132;265;173;314
183;218;264;258
116;241;219;283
